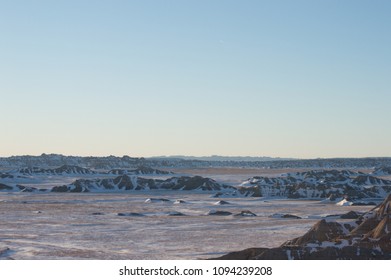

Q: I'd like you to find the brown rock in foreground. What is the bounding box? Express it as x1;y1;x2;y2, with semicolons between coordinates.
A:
213;195;391;260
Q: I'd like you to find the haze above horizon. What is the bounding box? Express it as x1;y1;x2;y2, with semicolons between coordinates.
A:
1;0;390;158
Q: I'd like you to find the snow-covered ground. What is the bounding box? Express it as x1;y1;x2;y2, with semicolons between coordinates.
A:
0;168;385;259
0;191;374;259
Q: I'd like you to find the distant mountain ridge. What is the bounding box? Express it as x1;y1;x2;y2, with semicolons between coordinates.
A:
10;165;171;176
1;153;391;169
149;155;293;162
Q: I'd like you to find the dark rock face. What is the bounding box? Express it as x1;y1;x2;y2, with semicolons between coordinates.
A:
214;194;391;260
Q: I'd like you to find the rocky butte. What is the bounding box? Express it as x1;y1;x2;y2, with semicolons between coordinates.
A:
214;195;391;260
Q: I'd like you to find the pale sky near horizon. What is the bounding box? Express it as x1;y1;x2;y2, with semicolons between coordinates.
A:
1;0;390;158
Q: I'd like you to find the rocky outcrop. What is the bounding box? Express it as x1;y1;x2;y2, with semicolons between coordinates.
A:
144;198;171;203
160;176;233;191
214;200;230;205
117;212;144;217
214;195;391;260
269;213;302;219
206;210;233;216
238;170;391;200
51;175;154;192
17;165;97;175
284;219;346;246
234;210;257;217
51;175;236;193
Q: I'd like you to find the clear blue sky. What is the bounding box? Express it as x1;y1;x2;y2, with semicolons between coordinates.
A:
1;0;390;158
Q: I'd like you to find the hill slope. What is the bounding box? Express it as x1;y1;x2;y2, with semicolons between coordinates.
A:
215;195;391;260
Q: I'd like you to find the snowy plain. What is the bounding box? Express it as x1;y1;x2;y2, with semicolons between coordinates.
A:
0;191;373;260
0;168;382;259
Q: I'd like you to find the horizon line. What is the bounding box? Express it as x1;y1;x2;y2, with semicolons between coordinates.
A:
1;153;391;161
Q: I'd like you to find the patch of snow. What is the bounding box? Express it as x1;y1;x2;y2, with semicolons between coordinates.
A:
319;197;343;204
336;199;353;206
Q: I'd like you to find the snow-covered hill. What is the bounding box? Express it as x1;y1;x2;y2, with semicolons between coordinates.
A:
51;175;237;193
2;166;391;200
238;170;391;199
